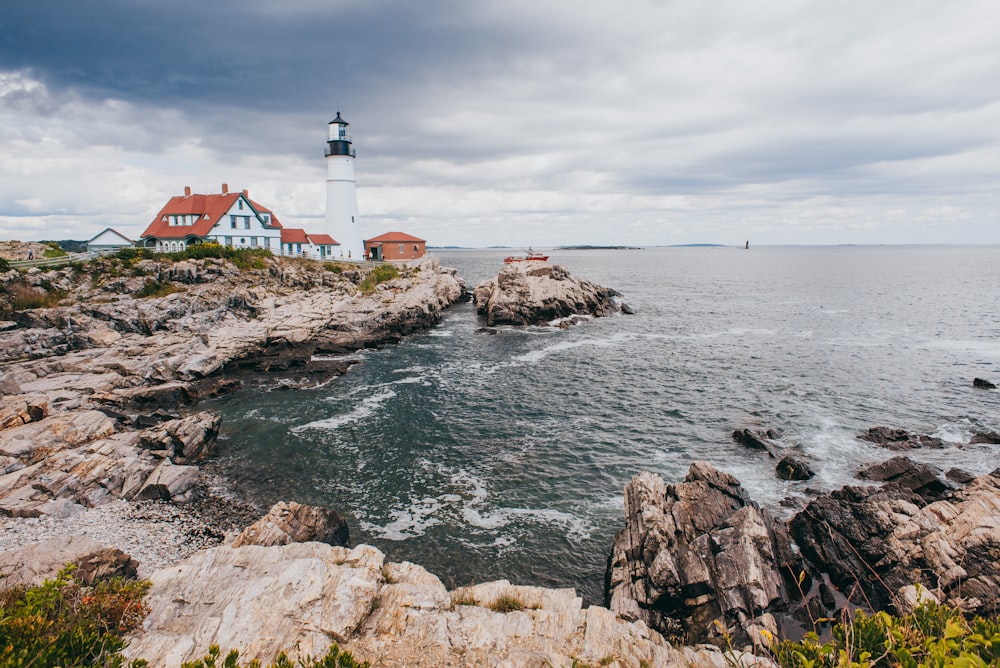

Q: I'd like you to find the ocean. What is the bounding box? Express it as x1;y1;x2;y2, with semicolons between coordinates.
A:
205;245;1000;604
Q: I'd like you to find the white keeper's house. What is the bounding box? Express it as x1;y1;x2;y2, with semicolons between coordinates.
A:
279;228;341;260
139;184;283;253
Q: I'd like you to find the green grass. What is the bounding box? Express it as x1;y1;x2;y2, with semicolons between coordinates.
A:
358;264;399;293
488;592;525;614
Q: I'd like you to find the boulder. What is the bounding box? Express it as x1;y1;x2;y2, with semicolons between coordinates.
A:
856;456;951;501
970;430;1000;445
232;501;349;548
789;469;1000;616
0;535;138;587
605;464;812;646
973;377;996;389
857;426;944;450
775;456;815;481
135;461;200;503
472;261;621;327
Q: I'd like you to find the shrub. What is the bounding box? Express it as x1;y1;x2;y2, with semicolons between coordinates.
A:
0;257;10;272
180;643;369;668
772;599;1000;668
358;264;399;293
0;566;150;668
134;280;183;299
10;283;67;310
323;262;345;274
488;592;524;614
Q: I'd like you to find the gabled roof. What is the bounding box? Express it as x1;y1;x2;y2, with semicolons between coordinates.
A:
280;228;310;244
87;227;133;244
140;190;283;240
307;234;338;246
365;231;425;243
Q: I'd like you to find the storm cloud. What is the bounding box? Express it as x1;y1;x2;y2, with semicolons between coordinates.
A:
1;0;998;245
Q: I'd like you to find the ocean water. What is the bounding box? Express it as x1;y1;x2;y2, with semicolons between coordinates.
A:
206;246;1000;604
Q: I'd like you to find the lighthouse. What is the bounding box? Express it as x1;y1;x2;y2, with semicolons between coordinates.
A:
324;112;364;260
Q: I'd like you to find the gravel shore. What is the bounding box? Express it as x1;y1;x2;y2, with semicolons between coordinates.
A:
0;477;262;578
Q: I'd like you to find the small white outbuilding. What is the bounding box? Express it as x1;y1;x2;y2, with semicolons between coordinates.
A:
86;228;134;254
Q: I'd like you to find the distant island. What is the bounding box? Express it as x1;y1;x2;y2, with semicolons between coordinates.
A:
555;245;643;250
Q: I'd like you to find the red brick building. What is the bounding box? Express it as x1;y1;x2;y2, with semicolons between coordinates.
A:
365;231;426;261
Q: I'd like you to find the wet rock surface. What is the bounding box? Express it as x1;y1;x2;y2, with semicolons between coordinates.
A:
472;261;627;327
857;426;944;450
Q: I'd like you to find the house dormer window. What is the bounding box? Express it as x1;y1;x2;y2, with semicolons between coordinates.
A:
238;200;244;210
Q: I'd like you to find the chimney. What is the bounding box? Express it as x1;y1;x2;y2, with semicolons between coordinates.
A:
184;186;191;197
242;189;248;197
221;183;229;195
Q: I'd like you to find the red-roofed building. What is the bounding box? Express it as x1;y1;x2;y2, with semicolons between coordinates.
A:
280;229;341;260
139;184;283;253
365;231;426;261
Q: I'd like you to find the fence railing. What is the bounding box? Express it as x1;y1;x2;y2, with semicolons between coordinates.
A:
7;251;101;270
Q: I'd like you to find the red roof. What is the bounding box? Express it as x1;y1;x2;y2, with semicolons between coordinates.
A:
140;190;283;240
307;234;339;246
365;231;425;243
280;228;310;244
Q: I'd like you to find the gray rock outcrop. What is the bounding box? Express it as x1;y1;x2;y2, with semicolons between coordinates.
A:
789;468;1000;616
124;541;769;667
0;534;137;587
473;261;626;326
605;463;809;646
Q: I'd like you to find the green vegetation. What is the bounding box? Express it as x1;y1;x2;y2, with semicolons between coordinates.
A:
0;566;150;668
114;245;271;271
134;280;184;299
323;262;345;274
180;644;369;668
358;264;399;293
772;599;1000;668
451;591;477;607
1;571;369;668
42;242;68;259
0;257;10;272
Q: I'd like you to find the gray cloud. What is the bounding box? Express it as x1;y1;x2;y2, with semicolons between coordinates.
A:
1;0;999;245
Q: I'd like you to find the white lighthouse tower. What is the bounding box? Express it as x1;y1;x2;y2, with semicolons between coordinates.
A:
324;112;364;260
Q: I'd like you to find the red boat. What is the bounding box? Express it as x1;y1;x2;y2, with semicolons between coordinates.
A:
504;248;549;263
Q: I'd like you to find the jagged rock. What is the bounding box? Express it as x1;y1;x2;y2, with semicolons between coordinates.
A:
605;464;811;646
0;393;49;431
973;377;996;389
857;456;951;501
857;426;944;450
776;456;815;481
124;542;751;667
620;302;635;315
137;411;220;463
232;501;349;548
970;431;1000;445
789;469;1000;616
732;428;779;458
0;535;137;587
472;261;621;327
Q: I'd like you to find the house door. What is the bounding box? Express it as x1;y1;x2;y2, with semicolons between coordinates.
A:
370;246;382;261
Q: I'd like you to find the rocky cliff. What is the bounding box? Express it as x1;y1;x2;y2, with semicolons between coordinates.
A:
0;255;466;520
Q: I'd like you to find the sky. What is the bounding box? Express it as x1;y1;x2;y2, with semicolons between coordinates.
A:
1;0;999;247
